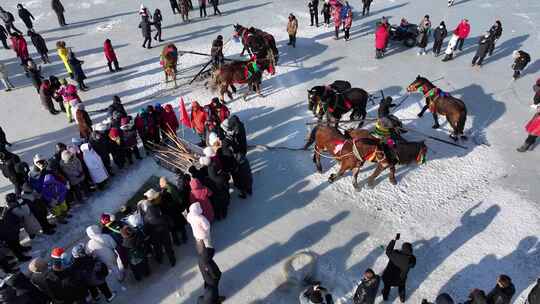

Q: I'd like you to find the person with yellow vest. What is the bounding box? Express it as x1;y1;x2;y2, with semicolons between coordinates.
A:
56;40;73;78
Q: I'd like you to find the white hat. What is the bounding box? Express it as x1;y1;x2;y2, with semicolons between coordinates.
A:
512;50;519;59
208;132;219;146
144;188;160;200
221;118;230;131
203;146;216;157
199;156;211;167
93;123;106;132
33;154;46;164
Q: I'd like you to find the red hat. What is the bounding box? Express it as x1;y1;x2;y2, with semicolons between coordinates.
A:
109;128;121;139
100;213;112;225
120;117;130;126
51;247;65;259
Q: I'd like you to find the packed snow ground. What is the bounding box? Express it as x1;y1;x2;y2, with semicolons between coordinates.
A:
1;0;540;303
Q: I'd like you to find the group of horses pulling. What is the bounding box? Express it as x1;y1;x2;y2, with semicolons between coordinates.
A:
304;76;468;189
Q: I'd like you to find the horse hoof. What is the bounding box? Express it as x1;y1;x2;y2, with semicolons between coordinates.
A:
460;135;468;141
390;179;397;185
450;135;458;142
432;124;440;129
328;174;336;183
367;181;375;189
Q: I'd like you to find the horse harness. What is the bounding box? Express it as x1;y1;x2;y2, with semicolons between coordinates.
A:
418;85;449;113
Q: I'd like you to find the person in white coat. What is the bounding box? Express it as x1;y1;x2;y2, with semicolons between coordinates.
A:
85;225;125;281
186;202;212;255
80;143;108;189
442;33;459;62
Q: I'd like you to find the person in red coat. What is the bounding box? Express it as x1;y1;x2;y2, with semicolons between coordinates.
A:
453;19;470;51
517;109;540;152
10;33;29;64
191;101;208;146
103;39;121;73
375;22;389;59
161;104;179;134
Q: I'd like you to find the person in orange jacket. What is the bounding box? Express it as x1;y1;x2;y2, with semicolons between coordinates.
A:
191;101;207;146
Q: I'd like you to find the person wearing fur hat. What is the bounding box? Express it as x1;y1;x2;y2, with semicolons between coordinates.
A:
86;225;125;282
75;104;93;139
138;189;177;266
71;243;116;302
120;116;142;162
512;50;531;80
120;225;150;281
20;183;56;234
28;258;54;301
80;143;109;189
60;149;87;202
381;234;416;302
5;192;41;239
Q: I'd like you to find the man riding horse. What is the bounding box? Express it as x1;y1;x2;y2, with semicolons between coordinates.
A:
371;96;406;141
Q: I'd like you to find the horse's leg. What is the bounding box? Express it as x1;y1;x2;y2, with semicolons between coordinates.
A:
329;163;348;183
449;116;459;141
367;163;386;188
432;112;440;129
417;104;429;117
314;147;323;173
389;165;397;185
352;165;361;189
230;84;237;93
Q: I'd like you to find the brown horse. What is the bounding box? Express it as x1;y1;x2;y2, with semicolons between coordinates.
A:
233;24;279;62
208;53;275;102
303;125;391;189
161;44;178;87
407;75;468;140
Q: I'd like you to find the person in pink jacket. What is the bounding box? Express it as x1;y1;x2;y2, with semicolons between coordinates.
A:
189;178;215;222
331;3;342;40
343;8;353;41
56;79;80;123
375;22;389;59
453;19;470;51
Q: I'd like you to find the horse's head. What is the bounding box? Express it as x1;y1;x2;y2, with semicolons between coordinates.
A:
307;87;326;118
407;75;433;94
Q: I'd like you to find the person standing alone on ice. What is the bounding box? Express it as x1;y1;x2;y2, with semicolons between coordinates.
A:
511;50;531;80
51;0;66;26
104;39;122;72
56;41;73;78
381;234;416;303
287;14;298;48
375;21;389;59
416;15;431;55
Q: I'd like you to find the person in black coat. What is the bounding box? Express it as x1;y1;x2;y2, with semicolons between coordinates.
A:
381;234;416;302
51;0;66;26
204;156;230;220
528;278;540;304
0;151;22;193
512;50;531;80
169;0;181;14
4;270;48;304
472;32;492;67
26;59;43;93
158;189;184;245
422;293;455;304
0;196;32;262
68;51;89;90
210;0;221;16
198;247;224;302
46;260;89;304
362;0;373;16
464;289;488;304
139;16;153;49
71;245;116;302
108;95;127;118
0;7;22;35
89;130;114;175
487;275;515;304
308;0;318;27
0;126;11;152
28;30;50;64
354;269;380;304
17;4;35;30
487;20;502;56
153;9;163;42
21;183;56;234
432;21;447;57
0;25;8;49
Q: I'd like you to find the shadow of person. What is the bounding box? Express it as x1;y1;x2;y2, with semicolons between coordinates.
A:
405;202;501;298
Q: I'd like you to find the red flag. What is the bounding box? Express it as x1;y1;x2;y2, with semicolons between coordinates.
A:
179;97;192;128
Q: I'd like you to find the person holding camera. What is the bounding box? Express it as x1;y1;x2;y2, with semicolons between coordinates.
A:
300;282;334;304
381;234;416;302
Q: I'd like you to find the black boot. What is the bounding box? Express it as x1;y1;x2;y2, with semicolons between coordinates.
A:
517;142;532;152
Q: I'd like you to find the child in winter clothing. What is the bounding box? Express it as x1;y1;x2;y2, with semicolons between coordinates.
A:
104;39;121;73
343;9;353;41
512;50;531;80
41;173;69;223
287;14;298;48
57;78;80;123
56;40;73;78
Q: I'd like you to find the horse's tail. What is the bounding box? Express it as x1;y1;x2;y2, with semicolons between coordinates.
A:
303;125;319;150
457;109;467;135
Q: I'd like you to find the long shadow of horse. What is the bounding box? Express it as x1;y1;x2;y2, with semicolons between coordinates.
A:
403;203;501;300
438;235;539;302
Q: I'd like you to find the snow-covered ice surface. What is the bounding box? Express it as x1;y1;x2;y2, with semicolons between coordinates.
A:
1;0;540;303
